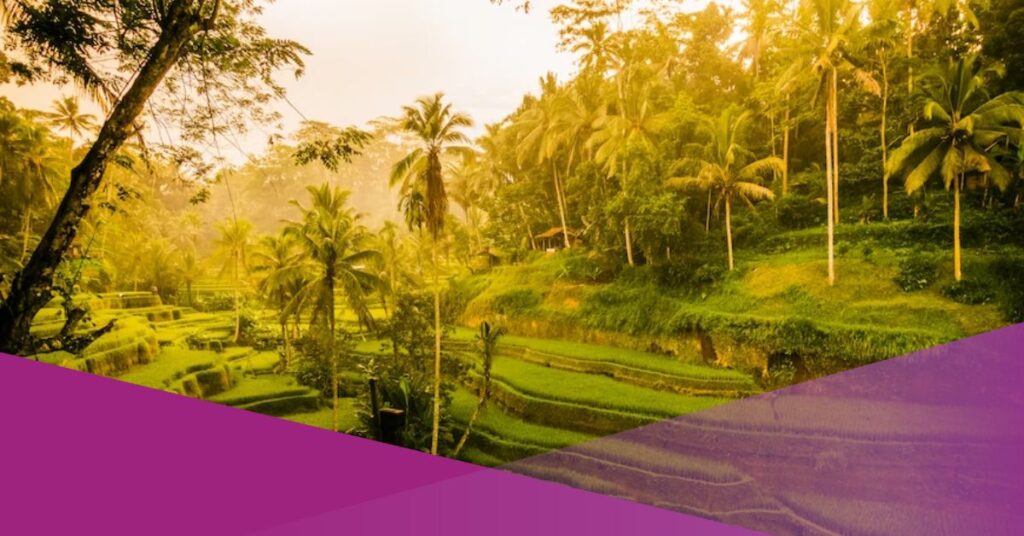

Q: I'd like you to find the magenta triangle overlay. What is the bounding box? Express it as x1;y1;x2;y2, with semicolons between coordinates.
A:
0;354;753;535
503;323;1024;535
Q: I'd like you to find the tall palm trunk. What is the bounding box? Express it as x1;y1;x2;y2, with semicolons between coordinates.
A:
328;277;339;432
880;51;890;220
430;239;442;455
280;321;290;371
517;204;538;250
906;4;915;136
232;252;241;343
705;190;713;234
725;196;734;271
782;103;791;195
831;68;841;225
825;70;837;287
20;206;32;264
622;161;634;266
552;163;571;249
624;219;635;266
954;173;962;281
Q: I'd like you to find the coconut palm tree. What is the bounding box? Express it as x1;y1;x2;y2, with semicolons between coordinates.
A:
858;0;900;219
251;233;304;371
886;55;1024;281
175;249;203;307
667;109;780;271
513;74;574;249
15;122;62;264
0;105;31;190
45;96;96;153
286;184;382;433
214;218;253;343
390;92;472;455
589;51;668;265
451;321;502;459
781;0;866;285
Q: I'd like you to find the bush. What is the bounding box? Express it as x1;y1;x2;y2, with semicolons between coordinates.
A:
555;251;615;283
776;194;826;230
193;292;235;312
990;257;1024;322
894;254;939;292
490;289;543;315
941;280;995;305
652;258;725;291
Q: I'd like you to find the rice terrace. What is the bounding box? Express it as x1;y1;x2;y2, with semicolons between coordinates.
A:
1;0;1023;526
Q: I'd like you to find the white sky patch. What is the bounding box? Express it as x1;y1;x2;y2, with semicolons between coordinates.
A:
1;0;744;163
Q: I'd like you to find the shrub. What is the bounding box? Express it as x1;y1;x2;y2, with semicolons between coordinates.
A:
990;257;1024;322
942;280;995;305
193;292;235;312
693;263;726;287
555;251;614;283
490;289;543;316
776;194;826;230
894;254;939;292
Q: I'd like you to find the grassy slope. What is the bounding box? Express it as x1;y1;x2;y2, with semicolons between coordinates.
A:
118;347;220;389
207;375;311;406
460;230;1009;365
452;327;753;382
488;357;730;418
449;388;594;449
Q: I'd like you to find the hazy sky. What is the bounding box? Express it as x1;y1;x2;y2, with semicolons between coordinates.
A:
1;0;733;160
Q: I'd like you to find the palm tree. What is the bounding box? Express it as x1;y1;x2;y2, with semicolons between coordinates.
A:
175;249;203;307
251;233;303;371
667;109;780;271
45;96;96;154
390;92;472;455
214;218;253;343
451;321;502;459
589;51;667;265
448;155;486;251
513;74;574;249
286;184;382;433
0;105;30;190
859;0;899;219
782;0;865;285
886;55;1024;281
16;122;62;264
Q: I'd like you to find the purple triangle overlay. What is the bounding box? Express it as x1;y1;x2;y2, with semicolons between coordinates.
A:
505;323;1024;534
0;354;751;535
3;324;1022;535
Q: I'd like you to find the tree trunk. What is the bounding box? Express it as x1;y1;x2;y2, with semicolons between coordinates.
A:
725;196;734;271
552;163;571;249
881;51;890;220
452;395;484;459
20;207;32;265
831;68;841;225
517;204;537;250
624;219;635;266
705;189;712;234
329;279;339;432
280;321;290;371
0;0;208;354
233;253;241;343
954;174;962;282
782;104;791;196
825;73;836;287
430;239;442;455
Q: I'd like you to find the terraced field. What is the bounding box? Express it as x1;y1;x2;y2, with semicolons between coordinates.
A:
442;330;760;466
27;291;327;425
29;290;761;468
